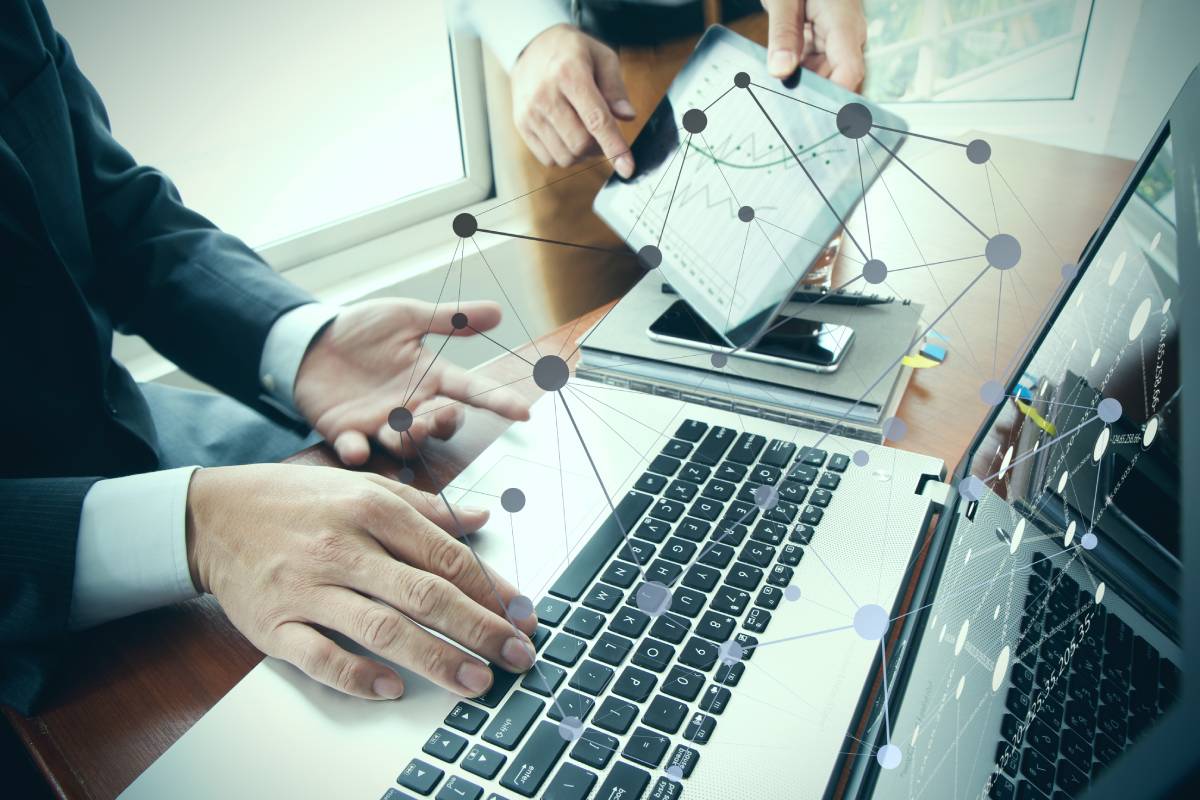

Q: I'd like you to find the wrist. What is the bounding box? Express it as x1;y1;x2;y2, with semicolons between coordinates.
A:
185;467;223;594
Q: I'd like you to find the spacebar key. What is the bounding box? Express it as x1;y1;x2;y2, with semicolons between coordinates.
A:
499;721;570;796
548;491;653;600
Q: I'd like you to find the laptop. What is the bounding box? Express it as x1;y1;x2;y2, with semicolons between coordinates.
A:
117;35;1195;800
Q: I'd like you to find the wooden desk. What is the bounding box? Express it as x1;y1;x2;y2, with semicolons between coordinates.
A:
4;135;1132;799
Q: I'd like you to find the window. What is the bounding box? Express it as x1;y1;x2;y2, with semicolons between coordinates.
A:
863;0;1095;102
47;0;491;268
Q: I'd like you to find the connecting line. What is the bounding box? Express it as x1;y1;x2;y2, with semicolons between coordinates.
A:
404;432;571;723
750;623;856;651
703;84;735;112
871;123;967;149
981;415;1098;483
658;132;693;246
856;139;873;259
403;243;460;401
474;227;634;256
993;272;1003;376
471;237;542;357
745;86;867;261
805;545;859;609
888;254;986;273
749;273;865;343
866;132;988;241
466;324;535;367
748;82;837;116
879;639;894;746
403;333;452;408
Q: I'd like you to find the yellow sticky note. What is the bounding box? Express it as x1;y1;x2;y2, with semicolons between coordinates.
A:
901;354;941;369
1015;398;1057;435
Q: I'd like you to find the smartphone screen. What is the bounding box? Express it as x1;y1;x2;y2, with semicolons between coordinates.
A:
648;301;853;369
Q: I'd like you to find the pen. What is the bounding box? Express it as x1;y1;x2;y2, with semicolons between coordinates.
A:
659;283;895;306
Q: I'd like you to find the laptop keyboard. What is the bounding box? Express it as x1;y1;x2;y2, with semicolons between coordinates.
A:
987;556;1180;800
384;418;850;800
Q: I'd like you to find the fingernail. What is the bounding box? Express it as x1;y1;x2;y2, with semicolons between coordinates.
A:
769;50;797;77
616;154;634;178
502;636;535;671
460;506;489;516
614;99;636;117
373;675;404;699
456;661;493;695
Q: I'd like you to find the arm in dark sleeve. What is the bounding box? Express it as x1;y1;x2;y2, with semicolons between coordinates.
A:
0;477;98;713
50;28;314;408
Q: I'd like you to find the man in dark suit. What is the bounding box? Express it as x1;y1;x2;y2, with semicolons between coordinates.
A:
1;0;538;715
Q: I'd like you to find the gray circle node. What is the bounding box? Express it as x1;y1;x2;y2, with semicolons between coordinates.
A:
734;71;751;88
636;581;672;617
1096;397;1122;423
500;487;526;513
533;355;570;391
507;595;534;620
738;205;755;222
452;212;477;238
1061;262;1079;281
862;258;888;285
638;244;663;270
753;484;779;511
882;416;907;442
396;466;415;484
837;102;872;139
682;108;708;134
665;765;684;782
718;639;744;665
784;584;802;602
451;312;469;330
877;744;903;770
852;449;870;467
853;603;889;641
710;352;728;368
966;139;991;164
388;406;414;433
959;475;986;502
986;233;1021;270
979;380;1004;406
1081;532;1098;550
557;716;584;742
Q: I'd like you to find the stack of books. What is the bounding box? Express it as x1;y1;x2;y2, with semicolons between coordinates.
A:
575;275;923;443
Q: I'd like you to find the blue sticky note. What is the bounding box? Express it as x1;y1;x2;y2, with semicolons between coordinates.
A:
920;343;947;363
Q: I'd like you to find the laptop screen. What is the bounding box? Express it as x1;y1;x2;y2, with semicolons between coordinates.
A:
871;128;1183;799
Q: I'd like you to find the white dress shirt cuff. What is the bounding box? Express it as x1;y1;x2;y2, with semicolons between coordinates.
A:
259;302;341;414
70;467;201;630
459;0;572;70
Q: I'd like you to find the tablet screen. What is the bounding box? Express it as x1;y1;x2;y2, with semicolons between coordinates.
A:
593;26;907;348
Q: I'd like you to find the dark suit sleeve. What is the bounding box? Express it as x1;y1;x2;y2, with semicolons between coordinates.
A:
50;29;316;409
0;477;99;713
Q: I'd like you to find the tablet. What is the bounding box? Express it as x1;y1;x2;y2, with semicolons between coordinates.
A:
593;25;907;349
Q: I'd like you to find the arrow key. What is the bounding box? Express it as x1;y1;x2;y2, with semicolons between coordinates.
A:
444;702;488;735
397;758;443;795
422;727;468;763
461;744;507;780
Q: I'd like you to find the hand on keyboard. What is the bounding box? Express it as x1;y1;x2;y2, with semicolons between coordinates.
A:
185;465;538;700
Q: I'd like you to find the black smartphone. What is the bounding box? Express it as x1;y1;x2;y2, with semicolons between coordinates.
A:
647;301;853;373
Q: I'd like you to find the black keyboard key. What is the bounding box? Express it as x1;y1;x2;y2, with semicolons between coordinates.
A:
1020;747;1054;796
662;438;693;458
583;583;624;613
683;712;717;744
499;720;570;797
569;660;615;695
661;536;698;564
799;446;827;466
635;519;671;544
752;520;787;545
535;597;571;627
675;420;708;442
1025;718;1058;759
787;463;818;484
591;632;633;666
1093;732;1122;766
1059;729;1092;768
801;506;824;525
728;432;766;464
675;517;710;541
609;606;650;638
1056;758;1088;795
764;501;798;524
532;624;552;652
632;638;676;672
545;633;588;666
648;455;681;476
1005;688;1030;718
665;480;699;504
778;543;804;566
768;564;794;587
790;523;815;544
521;662;567;696
548;688;596;723
699;684;732;714
571;728;618;769
644;695;689;733
694;426;736;466
398;758;443;795
809;488;833;508
726;563;764;591
726;500;758;524
549;491;653;600
734;632;758;657
445;702;488;735
649;777;682;800
482;691;544;751
662;665;705;701
682;564;720;591
714;661;745;685
828;453;850;472
462;744;506;780
423;727;468;763
650;612;691;644
698;611;736;642
818;472;841;490
778;481;808;504
543;762;596;800
756;585;782;609
475;664;521;708
618;539;655;566
595;760;651;800
623;726;671;767
712;585;751;616
739;542;775;568
712;520;748;547
996;741;1019;778
761;439;796;468
750;464;781;485
689;498;722;521
600;561;638;590
698;542;735;568
635;472;667;494
564;608;605;639
702;479;737;502
744;607;772;633
650;499;685;523
679;462;711;483
715;461;748;482
679;637;719;671
987;775;1014;800
645;558;681;584
613;666;658;701
671;586;706;618
594;697;638;734
436;776;481;800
